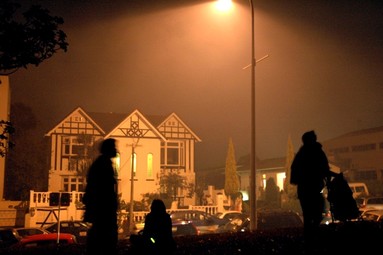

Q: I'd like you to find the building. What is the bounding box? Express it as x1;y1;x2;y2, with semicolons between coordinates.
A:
322;127;383;194
45;107;201;206
197;156;288;201
0;76;11;200
198;140;340;203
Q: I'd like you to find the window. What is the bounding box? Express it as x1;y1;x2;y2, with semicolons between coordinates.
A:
355;170;377;181
62;136;82;171
112;153;121;177
352;143;376;152
161;141;184;167
62;176;84;192
130;153;137;177
330;146;349;154
62;137;82;156
147;153;153;178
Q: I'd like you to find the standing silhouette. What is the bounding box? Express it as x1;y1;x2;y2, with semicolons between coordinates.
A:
290;130;331;251
83;138;118;255
142;199;175;254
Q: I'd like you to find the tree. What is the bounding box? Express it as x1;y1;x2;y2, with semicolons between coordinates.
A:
0;120;15;157
281;135;301;213
159;171;194;201
5;103;48;200
195;173;208;205
0;0;68;74
69;133;100;183
284;135;297;198
224;137;240;208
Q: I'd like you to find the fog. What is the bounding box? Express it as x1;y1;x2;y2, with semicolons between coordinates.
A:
9;0;383;169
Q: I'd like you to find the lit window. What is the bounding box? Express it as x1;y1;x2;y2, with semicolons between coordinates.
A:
147;153;153;178
130;153;137;177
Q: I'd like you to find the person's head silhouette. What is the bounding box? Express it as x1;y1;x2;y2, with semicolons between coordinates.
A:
150;199;166;214
302;130;317;145
100;138;117;158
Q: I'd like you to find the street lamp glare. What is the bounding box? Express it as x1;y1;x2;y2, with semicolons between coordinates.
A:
216;0;233;12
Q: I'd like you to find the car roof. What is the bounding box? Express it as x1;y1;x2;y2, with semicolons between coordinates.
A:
214;211;242;216
366;197;383;203
20;233;75;242
364;209;383;216
172;220;194;225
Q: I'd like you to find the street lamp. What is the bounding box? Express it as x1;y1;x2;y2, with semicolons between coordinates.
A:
248;0;257;232
216;0;257;231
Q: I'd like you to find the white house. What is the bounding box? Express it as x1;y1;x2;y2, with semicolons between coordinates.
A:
45;107;201;206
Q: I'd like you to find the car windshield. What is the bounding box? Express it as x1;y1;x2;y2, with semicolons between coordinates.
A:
368;198;383;204
214;213;224;218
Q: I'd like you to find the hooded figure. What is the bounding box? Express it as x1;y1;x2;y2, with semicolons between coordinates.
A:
83;138;118;255
290;131;331;251
142;199;175;254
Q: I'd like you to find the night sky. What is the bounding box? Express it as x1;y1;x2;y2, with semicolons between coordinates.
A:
9;0;383;169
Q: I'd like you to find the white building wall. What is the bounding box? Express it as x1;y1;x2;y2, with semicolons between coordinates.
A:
0;76;10;200
116;137;161;203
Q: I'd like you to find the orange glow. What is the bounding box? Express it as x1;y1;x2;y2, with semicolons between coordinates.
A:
216;0;233;12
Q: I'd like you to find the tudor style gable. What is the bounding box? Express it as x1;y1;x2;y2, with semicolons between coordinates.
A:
157;113;201;141
45;107;106;192
157;113;201;172
105;110;166;203
106;110;165;140
155;113;201;206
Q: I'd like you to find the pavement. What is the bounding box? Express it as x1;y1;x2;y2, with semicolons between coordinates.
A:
1;221;382;255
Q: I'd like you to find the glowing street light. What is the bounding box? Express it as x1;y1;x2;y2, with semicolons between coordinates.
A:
216;0;233;11
216;0;257;231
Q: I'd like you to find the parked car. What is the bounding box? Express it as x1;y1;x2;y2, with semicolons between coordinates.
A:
44;220;90;244
171;220;199;236
356;196;383;210
348;182;369;198
169;210;219;234
361;209;383;223
216;213;249;233
10;233;77;249
133;219;199;238
218;209;303;233
131;220;145;235
15;227;50;238
211;211;243;226
0;227;21;249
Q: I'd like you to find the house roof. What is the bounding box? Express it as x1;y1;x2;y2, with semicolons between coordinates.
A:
45;107;201;142
202;154;339;174
87;112;127;134
326;125;383;141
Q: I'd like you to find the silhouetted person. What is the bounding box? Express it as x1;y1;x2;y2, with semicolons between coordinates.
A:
83;138;118;255
265;177;280;208
290;131;331;252
142;199;175;254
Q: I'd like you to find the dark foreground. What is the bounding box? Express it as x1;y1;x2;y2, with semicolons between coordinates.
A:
2;221;382;255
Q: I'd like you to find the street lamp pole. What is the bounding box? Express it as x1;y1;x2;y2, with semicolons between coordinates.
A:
248;0;257;231
128;143;136;233
217;0;257;230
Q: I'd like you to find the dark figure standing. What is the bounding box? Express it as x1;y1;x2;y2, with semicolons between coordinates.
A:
142;199;175;254
290;131;331;252
83;138;118;255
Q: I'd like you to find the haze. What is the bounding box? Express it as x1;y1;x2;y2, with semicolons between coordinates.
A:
9;0;383;169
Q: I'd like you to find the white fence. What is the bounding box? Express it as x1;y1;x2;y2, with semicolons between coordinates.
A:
26;191;222;228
